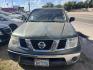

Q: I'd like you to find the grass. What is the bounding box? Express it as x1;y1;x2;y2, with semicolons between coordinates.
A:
0;45;23;70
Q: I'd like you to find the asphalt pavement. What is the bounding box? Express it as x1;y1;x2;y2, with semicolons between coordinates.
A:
69;12;93;39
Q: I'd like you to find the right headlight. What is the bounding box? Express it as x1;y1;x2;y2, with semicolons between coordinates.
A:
66;37;78;49
9;36;19;47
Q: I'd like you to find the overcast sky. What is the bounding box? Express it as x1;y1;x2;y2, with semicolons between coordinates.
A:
0;0;86;11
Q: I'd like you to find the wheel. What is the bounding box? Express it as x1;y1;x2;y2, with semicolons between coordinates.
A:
9;24;18;31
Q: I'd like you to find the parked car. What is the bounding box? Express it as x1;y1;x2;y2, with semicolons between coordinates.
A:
0;14;23;31
8;8;81;68
0;10;23;20
0;24;11;45
0;10;12;16
9;14;23;20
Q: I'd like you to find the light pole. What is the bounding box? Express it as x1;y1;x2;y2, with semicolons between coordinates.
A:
11;0;14;8
5;0;6;7
28;0;31;12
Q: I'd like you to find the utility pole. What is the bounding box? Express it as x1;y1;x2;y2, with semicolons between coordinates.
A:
28;0;31;12
11;0;14;8
5;0;6;7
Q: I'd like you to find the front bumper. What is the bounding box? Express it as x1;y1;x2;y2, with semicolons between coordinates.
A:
8;46;81;66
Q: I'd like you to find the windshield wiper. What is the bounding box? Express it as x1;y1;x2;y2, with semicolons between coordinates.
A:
29;20;65;22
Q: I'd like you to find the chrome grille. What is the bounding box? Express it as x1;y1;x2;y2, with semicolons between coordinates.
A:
19;39;67;51
31;40;53;50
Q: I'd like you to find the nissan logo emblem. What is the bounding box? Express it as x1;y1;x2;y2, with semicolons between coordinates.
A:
38;42;46;49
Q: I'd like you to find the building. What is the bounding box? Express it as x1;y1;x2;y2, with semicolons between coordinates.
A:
1;6;24;13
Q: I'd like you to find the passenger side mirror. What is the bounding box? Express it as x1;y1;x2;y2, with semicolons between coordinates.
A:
69;17;75;22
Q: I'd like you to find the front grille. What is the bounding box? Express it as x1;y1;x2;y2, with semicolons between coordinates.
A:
31;40;53;50
19;39;67;50
57;39;67;49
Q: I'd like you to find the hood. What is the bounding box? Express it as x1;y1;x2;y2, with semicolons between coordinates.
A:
0;24;9;28
12;22;76;39
11;18;23;22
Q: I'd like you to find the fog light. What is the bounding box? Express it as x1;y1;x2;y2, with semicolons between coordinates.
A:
71;57;78;62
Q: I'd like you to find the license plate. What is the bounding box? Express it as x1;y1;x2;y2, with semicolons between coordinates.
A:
34;59;49;67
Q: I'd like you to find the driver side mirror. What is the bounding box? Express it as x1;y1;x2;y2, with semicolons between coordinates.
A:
69;17;75;22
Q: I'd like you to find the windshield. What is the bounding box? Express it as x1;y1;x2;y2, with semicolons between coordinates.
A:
28;9;67;22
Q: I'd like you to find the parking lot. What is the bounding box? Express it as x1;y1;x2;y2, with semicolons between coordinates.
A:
0;12;93;70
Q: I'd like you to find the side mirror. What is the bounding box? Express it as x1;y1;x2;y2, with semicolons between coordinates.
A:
69;17;75;22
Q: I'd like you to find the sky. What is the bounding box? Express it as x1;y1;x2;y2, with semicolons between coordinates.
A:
0;0;86;11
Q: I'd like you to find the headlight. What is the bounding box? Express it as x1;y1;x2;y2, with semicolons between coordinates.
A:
66;37;78;49
0;31;3;35
9;36;19;47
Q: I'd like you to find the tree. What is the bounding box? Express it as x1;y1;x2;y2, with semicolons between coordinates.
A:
42;1;92;11
64;1;86;11
64;1;77;11
89;0;93;7
76;2;85;9
42;2;54;8
55;4;63;8
84;0;93;9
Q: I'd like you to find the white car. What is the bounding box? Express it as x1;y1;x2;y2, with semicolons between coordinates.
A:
0;14;23;31
9;13;22;19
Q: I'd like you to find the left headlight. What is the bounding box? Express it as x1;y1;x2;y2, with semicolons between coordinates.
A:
0;31;3;35
66;37;78;49
8;36;19;47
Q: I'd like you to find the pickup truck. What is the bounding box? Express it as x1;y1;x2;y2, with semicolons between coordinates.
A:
8;8;81;68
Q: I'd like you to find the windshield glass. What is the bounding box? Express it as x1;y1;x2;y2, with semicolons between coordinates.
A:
28;9;67;22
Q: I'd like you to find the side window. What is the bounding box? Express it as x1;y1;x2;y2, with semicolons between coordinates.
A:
0;16;8;21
